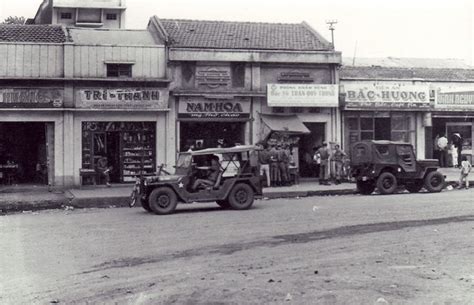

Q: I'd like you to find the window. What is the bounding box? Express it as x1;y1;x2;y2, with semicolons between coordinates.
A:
60;12;72;19
106;14;117;20
77;8;101;23
107;64;132;78
231;62;245;88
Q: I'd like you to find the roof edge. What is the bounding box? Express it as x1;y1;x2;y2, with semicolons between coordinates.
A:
147;16;170;44
301;21;332;50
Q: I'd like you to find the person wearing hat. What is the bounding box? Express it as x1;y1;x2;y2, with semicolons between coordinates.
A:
317;142;330;185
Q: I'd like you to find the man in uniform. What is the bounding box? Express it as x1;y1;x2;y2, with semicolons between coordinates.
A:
318;142;330;185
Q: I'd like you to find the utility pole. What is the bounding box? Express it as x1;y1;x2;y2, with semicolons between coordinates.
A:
326;20;337;49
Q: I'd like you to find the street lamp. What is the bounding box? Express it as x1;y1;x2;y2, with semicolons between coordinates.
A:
326;20;337;49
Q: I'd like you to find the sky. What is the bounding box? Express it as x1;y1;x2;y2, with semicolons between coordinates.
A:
1;0;473;64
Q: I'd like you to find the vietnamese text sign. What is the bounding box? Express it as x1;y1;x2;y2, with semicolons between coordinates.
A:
76;88;169;109
267;84;338;107
435;87;474;110
178;97;251;119
343;84;430;110
0;89;63;108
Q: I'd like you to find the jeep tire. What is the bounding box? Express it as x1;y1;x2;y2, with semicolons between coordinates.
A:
357;180;375;195
424;171;445;193
148;187;178;215
228;183;254;210
376;172;398;195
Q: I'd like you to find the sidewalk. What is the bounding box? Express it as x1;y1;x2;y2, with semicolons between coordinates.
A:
0;167;471;214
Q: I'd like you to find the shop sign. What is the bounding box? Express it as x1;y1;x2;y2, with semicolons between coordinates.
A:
343;84;430;110
434;87;474;110
195;66;231;89
178;97;250;119
76;88;169;110
0;88;63;108
267;84;338;107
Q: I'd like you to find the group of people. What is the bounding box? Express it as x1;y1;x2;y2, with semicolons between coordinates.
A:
312;143;348;185
434;133;464;168
256;142;294;187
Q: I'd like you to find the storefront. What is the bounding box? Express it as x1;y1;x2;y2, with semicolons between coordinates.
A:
0;88;63;186
264;83;339;177
428;86;474;164
342;83;430;156
74;87;169;184
177;96;251;150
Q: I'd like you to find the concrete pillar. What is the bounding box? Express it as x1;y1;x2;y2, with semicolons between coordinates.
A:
62;111;75;187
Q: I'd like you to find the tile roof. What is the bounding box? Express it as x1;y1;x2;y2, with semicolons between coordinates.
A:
340;66;474;81
159;19;331;51
342;57;472;69
0;25;68;43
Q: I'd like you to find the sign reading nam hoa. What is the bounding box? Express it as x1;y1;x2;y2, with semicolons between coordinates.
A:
77;88;169;109
267;84;338;107
343;84;430;110
178;97;251;119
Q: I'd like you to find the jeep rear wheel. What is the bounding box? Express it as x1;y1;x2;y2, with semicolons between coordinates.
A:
228;183;254;210
424;171;445;193
148;187;178;215
405;180;424;193
376;172;398;195
357;180;375;195
216;200;230;209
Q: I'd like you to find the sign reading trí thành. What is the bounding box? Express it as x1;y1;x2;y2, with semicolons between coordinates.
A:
343;83;430;110
0;88;63;108
77;88;169;109
178;97;251;119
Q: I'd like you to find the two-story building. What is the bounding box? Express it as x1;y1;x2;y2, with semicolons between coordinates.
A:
148;17;341;177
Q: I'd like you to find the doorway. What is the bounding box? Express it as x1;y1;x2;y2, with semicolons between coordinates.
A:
299;123;325;178
0;122;49;184
374;118;391;140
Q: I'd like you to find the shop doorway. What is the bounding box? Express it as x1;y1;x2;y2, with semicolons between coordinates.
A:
179;121;245;151
0;122;50;185
374;118;391;140
299;123;325;178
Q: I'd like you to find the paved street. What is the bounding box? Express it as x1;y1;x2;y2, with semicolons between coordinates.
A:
1;191;474;305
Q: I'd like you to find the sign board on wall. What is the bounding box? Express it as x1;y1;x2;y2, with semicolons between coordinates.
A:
343;84;430;110
178;97;250;119
267;84;338;107
76;88;169;110
0;89;63;108
434;87;474;110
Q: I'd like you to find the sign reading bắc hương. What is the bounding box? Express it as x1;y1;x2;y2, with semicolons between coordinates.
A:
0;89;63;108
434;87;474;110
267;84;339;107
178;97;251;119
76;88;169;109
343;84;430;110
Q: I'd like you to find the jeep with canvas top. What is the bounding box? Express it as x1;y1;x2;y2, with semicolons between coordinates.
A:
350;140;445;195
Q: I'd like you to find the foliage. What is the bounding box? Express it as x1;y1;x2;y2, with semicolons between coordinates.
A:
1;16;26;25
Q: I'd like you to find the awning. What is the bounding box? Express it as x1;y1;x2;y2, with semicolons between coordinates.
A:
260;114;310;134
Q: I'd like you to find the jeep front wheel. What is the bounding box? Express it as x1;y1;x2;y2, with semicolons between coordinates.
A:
424;171;445;193
228;183;254;210
148;187;178;215
357;180;375;195
376;172;398;195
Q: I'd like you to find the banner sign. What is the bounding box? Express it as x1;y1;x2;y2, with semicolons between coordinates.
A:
178;97;251;119
434;87;474;110
343;84;430;110
0;89;63;108
76;88;169;110
267;84;338;107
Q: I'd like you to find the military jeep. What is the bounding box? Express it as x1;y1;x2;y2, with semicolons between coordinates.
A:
350;140;445;195
130;145;263;215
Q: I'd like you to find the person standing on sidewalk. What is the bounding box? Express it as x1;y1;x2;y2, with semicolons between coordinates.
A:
458;156;472;189
437;134;448;167
278;144;290;186
318;142;330;185
332;144;346;185
257;143;271;187
269;144;280;187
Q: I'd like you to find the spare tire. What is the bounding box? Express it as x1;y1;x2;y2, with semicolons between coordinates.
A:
424;171;445;193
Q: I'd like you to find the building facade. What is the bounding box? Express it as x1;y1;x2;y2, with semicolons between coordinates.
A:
340;65;474;164
149;17;341;177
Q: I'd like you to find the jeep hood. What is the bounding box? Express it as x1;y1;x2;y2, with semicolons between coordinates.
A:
145;175;184;183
